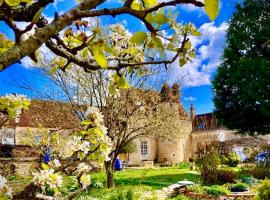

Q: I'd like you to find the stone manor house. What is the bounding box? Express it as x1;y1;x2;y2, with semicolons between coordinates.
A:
1;84;270;168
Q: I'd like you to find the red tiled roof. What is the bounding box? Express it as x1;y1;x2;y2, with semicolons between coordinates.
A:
5;100;81;129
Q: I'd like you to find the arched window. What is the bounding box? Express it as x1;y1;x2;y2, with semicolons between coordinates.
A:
140;141;148;157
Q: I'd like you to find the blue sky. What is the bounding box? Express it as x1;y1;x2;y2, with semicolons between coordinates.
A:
0;0;242;114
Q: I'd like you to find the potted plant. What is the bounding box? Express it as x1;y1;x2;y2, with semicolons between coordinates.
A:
240;165;255;185
230;182;249;192
240;174;254;185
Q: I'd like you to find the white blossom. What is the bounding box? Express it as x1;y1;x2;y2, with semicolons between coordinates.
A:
0;175;12;198
32;169;63;190
75;163;91;175
49;159;61;168
70;136;90;155
80;174;91;189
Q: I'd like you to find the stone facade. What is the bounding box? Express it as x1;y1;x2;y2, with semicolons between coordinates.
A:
1;86;270;169
0;157;39;177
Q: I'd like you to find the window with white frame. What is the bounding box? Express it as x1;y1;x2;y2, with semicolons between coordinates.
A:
140;141;148;157
0;128;15;145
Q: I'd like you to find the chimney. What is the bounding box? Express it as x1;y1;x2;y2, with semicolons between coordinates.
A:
171;83;180;103
160;83;171;102
190;104;195;120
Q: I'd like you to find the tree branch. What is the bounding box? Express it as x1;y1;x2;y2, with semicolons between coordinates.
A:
0;0;54;22
0;0;197;71
0;0;105;71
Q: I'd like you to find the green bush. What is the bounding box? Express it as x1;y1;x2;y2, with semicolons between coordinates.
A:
177;162;190;169
256;179;270;200
224;152;240;167
240;165;254;178
110;189;138;200
253;164;270;179
197;150;220;184
169;194;191;200
217;168;238;184
90;180;104;189
231;182;249;191
187;184;205;194
241;163;270;180
203;185;230;197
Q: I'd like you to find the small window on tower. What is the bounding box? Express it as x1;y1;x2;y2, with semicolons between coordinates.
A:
198;122;205;129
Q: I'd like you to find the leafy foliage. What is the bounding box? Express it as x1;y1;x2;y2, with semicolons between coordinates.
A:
204;0;219;20
222;152;240;167
0;34;14;55
213;0;270;135
203;185;229;196
197;149;220;184
217;168;238;184
256;179;270;200
0;94;30;122
230;182;249;192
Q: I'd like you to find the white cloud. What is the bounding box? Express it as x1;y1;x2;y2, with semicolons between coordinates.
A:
167;22;228;87
181;4;202;12
20;45;54;68
53;0;65;9
183;96;197;101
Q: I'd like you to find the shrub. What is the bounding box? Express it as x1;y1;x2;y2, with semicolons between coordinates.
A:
203;185;230;197
224;152;240;167
240;165;254;178
126;189;135;200
170;194;190;200
187;184;205;194
90;180;104;189
253;164;270;179
241;163;270;180
110;189;138;200
217;168;238;184
197;150;220;184
230;182;249;192
248;149;260;163
177;162;190;169
256;179;270;200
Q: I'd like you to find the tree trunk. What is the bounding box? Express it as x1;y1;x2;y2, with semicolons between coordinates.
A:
105;160;115;188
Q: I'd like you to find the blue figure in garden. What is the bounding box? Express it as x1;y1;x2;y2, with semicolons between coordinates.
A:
43;148;51;163
115;158;122;171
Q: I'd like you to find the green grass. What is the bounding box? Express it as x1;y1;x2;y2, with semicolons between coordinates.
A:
76;167;200;200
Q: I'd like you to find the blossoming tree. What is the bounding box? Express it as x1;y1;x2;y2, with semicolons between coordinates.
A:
14;106;112;199
25;40;189;188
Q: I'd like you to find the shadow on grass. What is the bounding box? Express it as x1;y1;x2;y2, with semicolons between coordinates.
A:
115;173;201;189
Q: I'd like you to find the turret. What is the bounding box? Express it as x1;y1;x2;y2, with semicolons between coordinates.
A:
160;83;171;102
171;83;180;103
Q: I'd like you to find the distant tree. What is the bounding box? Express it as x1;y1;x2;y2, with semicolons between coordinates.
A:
213;0;270;135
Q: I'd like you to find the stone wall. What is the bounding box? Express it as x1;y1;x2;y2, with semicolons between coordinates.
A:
0;157;39;177
127;136;157;166
157;120;192;163
15;127;71;145
189;129;241;154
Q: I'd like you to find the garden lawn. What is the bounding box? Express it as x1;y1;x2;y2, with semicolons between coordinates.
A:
75;167;200;200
